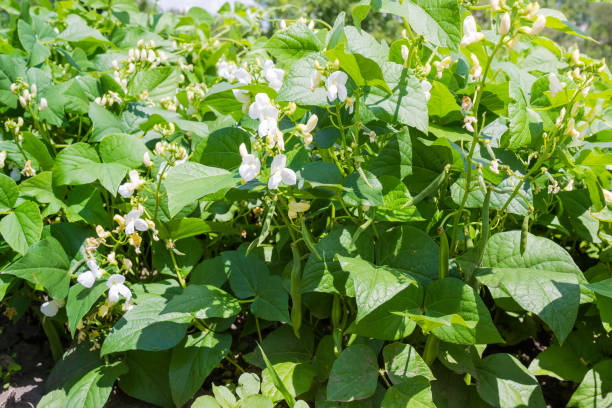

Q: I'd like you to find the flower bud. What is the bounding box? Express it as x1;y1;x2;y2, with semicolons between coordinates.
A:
500;12;511;35
401;45;409;63
39;97;48;111
143;151;153;167
490;0;501;12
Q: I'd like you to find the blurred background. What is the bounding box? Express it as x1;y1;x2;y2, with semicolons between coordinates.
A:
148;0;612;61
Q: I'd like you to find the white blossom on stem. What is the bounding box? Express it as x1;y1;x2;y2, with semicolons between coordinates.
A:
268;154;296;190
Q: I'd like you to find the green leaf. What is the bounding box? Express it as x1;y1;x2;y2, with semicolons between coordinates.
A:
450;175;533;216
164;284;240;319
567;359;612;408
88;103;128;142
164;162;238;217
2;236;69;298
58;14;111;50
475;353;545;408
160;218;238;241
381;376;436;408
383;343;435;385
101;296;191;355
301;226;375;296
65;186;109;227
66;280;107;336
343;26;389;66
427;81;463;123
352;1;371;28
18;19;52;66
424;278;502;345
343;170;384;206
325;44;391;93
0;173;18;212
37;390;66;408
327;344;379;402
169;331;232;407
119;350;174;408
0;200;43;255
53;142;127;194
237;372;261;399
261;362;316;402
379;0;461;50
22;132;54;170
244;325;314;369
504;84;543;149
264;24;323;62
277;53;329;106
192;396;222;408
478;231;584;343
99;133;149;168
337;256;423;340
132;67;181;101
46;344;103;391
63;362;127;408
19;172;64;215
192;127;251;170
527;344;589;383
368;129;413;179
363;62;428;133
222;251;289;322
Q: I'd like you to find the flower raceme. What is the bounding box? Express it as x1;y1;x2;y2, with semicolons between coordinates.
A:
238;143;261;182
268;154;297;190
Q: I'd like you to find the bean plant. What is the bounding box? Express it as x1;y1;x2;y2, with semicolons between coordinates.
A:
0;0;611;407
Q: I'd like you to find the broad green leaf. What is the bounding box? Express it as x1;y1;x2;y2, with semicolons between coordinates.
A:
264;24;323;62
63;362;127;408
58;14;111;50
65;186;109;227
475;354;545;408
101;296;192;355
163;284;240;319
327;12;346;50
18;19;52;66
379;0;461;50
2;237;69;298
364;62;428;133
527;344;589;382
88;103;128;142
0;173;18;212
343;170;384;206
169;331;232;407
46;344;103;391
301;226;375;296
450;175;533;216
368;128;413;179
337;256;422;340
261;362;316;402
424;278;502;345
192;127;251;170
375;176;424;223
243;325;314;369
478;231;583;343
559;190;601;243
327;344;379;402
383;343;435;385
160;218;238;241
567;359;612;408
164;162;238;217
53;142;127;194
222;251;289;322
132;67;181;101
352;1;371;28
427;81;463;123
0;200;43;255
192;396;222;408
236;372;261;399
37;389;66;408
119;350;174;408
325;44;391;93
503;84;543;149
344;26;389;66
66;280;107;336
99;133;149;168
277;53;329;106
381;376;436;408
22;132;54;170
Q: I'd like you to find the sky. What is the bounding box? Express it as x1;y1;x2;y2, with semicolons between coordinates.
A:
156;0;257;13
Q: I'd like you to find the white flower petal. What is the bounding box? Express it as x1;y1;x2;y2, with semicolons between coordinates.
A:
77;271;96;288
280;168;297;186
40;301;59;317
268;172;283;190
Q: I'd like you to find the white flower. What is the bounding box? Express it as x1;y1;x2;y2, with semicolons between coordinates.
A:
463;116;478;133
217;60;237;81
40;299;63;317
118;170;145;198
490;0;501;12
143;152;153;167
308;20;315;30
603;189;612;203
268;154;296;190
267;129;285;151
522;16;546;36
125;208;149;235
107;274;131;304
500;12;511;35
77;258;104;288
248;93;272;120
548;73;563;98
461;16;484;47
401;45;409;63
421;80;432;101
565;118;581;141
39;97;48;111
263;60;285;91
434;57;452;79
369;131;376;143
234;68;252;85
489;159;500;174
310;69;321;91
297;114;318;135
326;71;348;102
238;143;260;182
257;105;279;139
233;89;251;113
0;151;6;169
470;53;482;81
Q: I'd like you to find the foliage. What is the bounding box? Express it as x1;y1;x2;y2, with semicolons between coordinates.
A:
0;0;610;407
